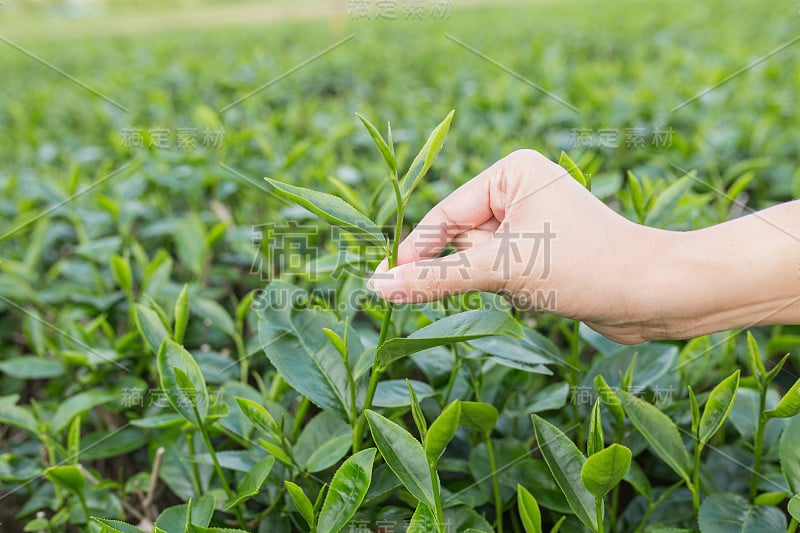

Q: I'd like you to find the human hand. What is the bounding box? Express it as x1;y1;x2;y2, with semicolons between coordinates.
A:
368;149;668;344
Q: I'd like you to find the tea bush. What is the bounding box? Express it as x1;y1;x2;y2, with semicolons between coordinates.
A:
1;0;799;531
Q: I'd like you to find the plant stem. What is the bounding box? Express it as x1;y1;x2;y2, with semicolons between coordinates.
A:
632;481;682;533
595;497;604;533
186;430;202;497
235;334;248;384
788;518;798;533
194;408;246;528
354;177;405;451
691;441;702;512
429;462;447;533
291;396;311;441
749;387;768;500
485;435;504;533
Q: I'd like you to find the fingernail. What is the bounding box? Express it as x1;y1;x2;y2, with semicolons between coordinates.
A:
368;271;405;302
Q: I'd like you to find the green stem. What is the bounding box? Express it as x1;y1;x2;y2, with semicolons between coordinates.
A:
77;493;91;527
429;461;447;533
235;334;248;384
595;497;604;533
749;387;768;500
691;441;702;512
632;481;682;533
788;518;798;533
291;396;311;441
186;430;202;497
353;302;393;452
195;411;246;528
486;434;504;533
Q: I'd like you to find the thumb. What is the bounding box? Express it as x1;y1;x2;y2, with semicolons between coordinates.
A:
367;243;504;304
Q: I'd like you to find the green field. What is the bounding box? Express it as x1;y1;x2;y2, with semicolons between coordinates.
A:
1;0;800;531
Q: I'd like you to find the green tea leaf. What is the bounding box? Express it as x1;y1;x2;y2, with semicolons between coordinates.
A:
459;401;499;435
593;375;624;426
407;503;436;533
765;377;800;418
134;304;170;354
531;415;597;531
788;494;800;521
44;465;85;495
285;481;315;530
257;282;353;421
91;517;147;533
425;400;461;465
264;178;386;247
377;310;522;368
558;151;588;189
407;379;428;440
223;455;275;510
587;399;604;456
173;284;189;344
698;369;739;447
235;397;280;441
305;434;352;473
365;410;436;509
617;389;692;484
780;415;800;493
644;175;692;227
317;448;376;533
517;484;543;533
110;254;133;294
157;340;209;425
154;494;215;532
356;113;397;175
753;491;786;506
580;443;632;498
52;389;115;433
698;492;786;533
401;110;454;201
0;356;64;379
746;332;767;381
688;386;700;437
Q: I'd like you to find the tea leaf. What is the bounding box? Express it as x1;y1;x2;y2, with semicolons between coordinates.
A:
587;399;603;456
765;376;800;418
580;443;632;498
317;448;376;533
531;415;597;531
616;389;692;484
425;400;461;465
377;310;522;368
593;374;624;426
698;369;739;447
356;113;397;175
44;465;85;495
91;517;147;533
157;340;209;424
264;178;386;247
517;484;543;533
401;110;454;201
365;410;436;509
285;481;315;530
459;401;499;435
407;503;436;533
698;492;786;532
780;415;800;493
224;455;275;510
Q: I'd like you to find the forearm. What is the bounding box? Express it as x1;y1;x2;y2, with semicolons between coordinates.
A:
644;200;800;339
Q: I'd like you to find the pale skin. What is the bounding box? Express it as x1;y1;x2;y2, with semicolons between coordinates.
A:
368;149;800;344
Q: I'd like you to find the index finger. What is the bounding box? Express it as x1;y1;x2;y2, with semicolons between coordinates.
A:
396;161;499;265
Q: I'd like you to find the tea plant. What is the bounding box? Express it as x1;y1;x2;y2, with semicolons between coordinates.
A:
2;2;800;531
